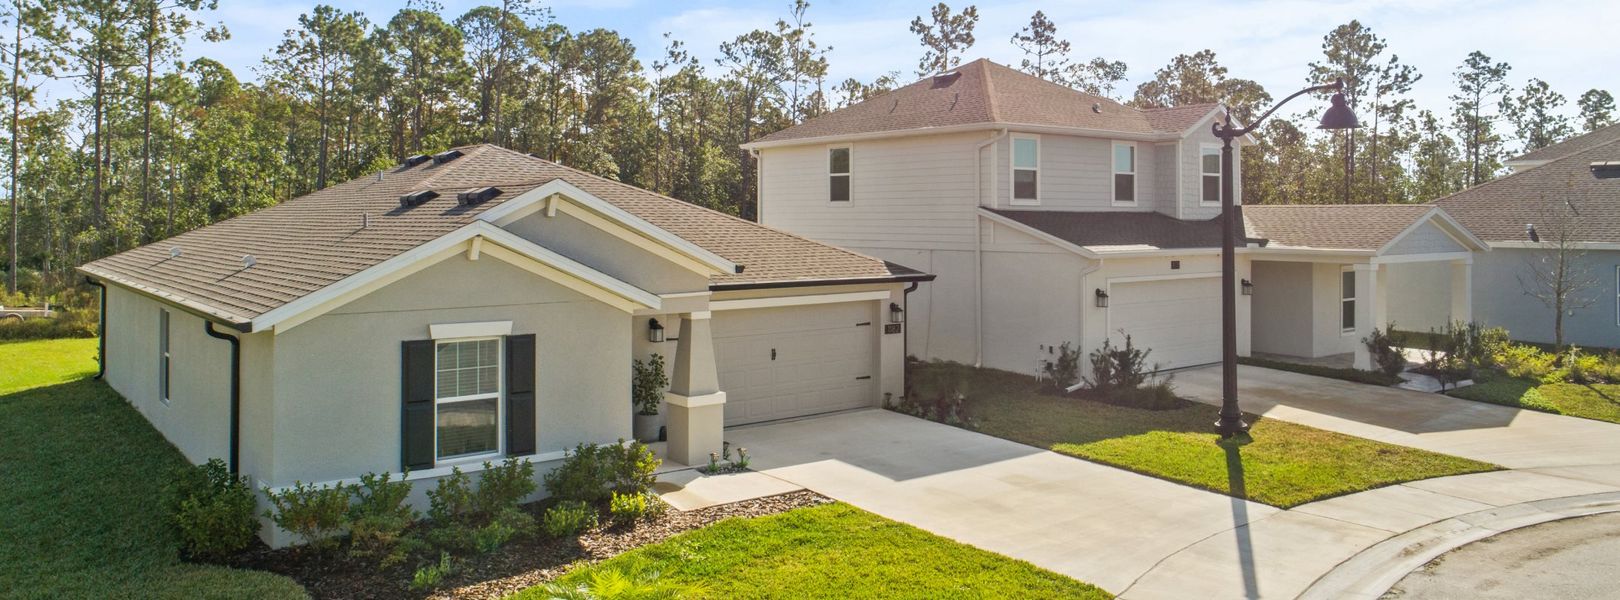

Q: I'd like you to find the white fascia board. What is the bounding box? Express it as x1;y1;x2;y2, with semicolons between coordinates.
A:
1371;251;1473;265
429;320;512;339
1490;241;1620;251
1250;245;1377;258
741;122;1180;151
710;290;891;311
477;180;739;274
976;208;1100;259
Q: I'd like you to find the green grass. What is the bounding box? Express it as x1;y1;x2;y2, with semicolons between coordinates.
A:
927;364;1498;508
512;503;1110;600
1449;375;1620;424
1238;355;1402;386
0;337;99;395
0;338;307;599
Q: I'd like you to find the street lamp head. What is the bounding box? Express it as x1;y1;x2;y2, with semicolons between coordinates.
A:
1318;86;1360;130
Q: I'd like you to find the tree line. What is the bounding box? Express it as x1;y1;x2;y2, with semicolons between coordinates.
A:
2;1;1614;298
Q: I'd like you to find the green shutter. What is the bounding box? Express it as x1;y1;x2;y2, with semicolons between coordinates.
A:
401;340;436;470
506;334;536;456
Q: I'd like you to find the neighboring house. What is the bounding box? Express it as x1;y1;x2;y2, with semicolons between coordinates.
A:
78;144;930;546
1412;127;1620;349
745;58;1485;373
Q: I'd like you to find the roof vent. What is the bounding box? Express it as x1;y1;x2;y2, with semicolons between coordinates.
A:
433;149;464;165
242;255;257;269
169;247;182;259
1092;102;1102;113
931;71;962;88
404;154;432;167
399;190;439;208
457;187;502;207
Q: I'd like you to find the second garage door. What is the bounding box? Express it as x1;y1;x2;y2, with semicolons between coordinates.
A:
1108;277;1221;370
713;301;879;426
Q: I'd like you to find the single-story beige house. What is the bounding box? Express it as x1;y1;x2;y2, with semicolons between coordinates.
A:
79;144;930;546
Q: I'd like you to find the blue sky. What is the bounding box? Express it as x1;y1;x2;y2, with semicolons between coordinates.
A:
167;0;1615;123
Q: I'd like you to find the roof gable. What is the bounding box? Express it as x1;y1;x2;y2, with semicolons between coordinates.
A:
1509;122;1620;166
1243;205;1486;254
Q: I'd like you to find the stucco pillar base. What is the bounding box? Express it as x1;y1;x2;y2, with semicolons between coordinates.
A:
1450;259;1472;324
1352;264;1379;371
665;391;725;467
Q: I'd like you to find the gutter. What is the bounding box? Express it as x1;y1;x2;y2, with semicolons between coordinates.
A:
901;281;921;363
84;277;107;380
708;272;935;292
203;322;242;474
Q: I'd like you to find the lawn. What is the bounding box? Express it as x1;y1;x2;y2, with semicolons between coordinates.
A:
514;503;1111;600
922;363;1498;508
0;338;307;599
1449;375;1620;425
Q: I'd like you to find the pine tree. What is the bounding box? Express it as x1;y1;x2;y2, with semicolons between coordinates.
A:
1502;78;1572;152
909;3;977;76
1450;51;1511;185
1576;89;1614;133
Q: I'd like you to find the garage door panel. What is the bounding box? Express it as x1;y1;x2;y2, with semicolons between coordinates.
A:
715;302;879;426
1109;278;1221;370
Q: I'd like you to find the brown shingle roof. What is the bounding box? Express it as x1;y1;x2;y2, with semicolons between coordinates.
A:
80;144;926;327
1435;137;1620;243
1141;104;1221;135
1242;204;1437;251
750;59;1203;146
986;209;1225;251
1510;122;1620;165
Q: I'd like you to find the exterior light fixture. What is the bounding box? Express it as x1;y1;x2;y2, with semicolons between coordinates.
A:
889;302;905;324
1094;289;1110;308
647;318;665;343
1241;279;1254;296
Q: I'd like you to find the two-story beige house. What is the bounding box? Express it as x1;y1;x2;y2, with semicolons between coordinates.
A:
747;59;1487;374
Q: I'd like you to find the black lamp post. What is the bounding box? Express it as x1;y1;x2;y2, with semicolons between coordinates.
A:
1211;78;1360;438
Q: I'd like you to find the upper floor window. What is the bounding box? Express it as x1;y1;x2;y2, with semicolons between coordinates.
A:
1201;145;1222;204
159;309;171;404
1113;142;1136;204
1012;135;1039;204
828;147;851;202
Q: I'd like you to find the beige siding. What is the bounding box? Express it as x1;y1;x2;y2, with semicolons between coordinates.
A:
1385;221;1467;255
981;222;1087;374
102;285;233;467
1153;143;1180;217
1179;119;1241;220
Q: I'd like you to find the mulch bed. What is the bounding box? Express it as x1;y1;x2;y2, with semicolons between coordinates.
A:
227;490;832;600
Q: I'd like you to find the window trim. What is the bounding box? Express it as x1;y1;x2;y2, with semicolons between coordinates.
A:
1200;143;1222;206
159;309;171;405
432;336;505;465
827;145;852;204
1010;134;1041;205
1341;267;1357;334
1111;141;1137;206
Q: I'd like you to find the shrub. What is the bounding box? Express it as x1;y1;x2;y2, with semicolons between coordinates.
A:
427;467;476;525
474;458;537;516
0;308;98;340
164;458;259;562
1041;342;1081;392
348;471;417;560
609;491;651;526
1362;326;1407;377
411;552;455;591
897;360;978;428
262;481;352;551
473;507;534;554
1493;344;1558;381
542;441;660;503
1083;334;1155;394
632;353;669;416
542;500;598;537
1116;381;1184;411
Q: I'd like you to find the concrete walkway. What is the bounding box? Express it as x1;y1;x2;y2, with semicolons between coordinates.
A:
721;364;1620;599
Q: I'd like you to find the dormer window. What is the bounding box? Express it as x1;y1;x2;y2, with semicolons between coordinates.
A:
1112;142;1136;204
1012;135;1039;204
829;146;851;202
1201;144;1222;204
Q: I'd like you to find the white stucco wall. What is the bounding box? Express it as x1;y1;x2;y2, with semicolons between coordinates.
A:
102;285;234;467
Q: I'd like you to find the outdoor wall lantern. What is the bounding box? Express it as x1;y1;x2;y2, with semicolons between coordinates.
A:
1241;279;1254;296
647;318;665;343
889;302;905;324
1094;288;1110;308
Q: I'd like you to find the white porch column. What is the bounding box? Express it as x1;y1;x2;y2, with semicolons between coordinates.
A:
1352;263;1380;370
665;311;725;467
1450;258;1473;323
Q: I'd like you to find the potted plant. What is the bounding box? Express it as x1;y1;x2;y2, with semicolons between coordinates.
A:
632;353;669;442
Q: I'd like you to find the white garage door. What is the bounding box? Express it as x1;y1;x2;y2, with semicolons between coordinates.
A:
714;301;879;426
1108;277;1221;370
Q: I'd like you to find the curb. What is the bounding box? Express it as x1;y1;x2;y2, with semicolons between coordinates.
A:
1297;491;1620;600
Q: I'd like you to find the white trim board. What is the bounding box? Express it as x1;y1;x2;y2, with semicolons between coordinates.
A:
429;320;513;339
710;290;890;311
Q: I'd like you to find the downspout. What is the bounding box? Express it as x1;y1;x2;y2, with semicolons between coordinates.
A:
1065;259;1106;393
973;129;1007;367
203;322;241;474
751;148;763;223
84;277;106;379
901;281;920;362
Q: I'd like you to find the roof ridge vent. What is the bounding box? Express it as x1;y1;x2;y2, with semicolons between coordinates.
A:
433;149;464;165
456;186;502;207
399;190;439;208
404;154;432;167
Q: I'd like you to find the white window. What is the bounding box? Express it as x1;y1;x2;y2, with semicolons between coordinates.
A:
434;338;502;461
828;146;851;202
1011;135;1039;204
1201;144;1222;204
159;309;171;404
1113;142;1136;204
1341;268;1357;333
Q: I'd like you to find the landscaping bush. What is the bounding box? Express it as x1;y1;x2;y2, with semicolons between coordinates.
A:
262;481;352;550
473;458;537;516
425;462;539;554
609;491;651;526
542;500;598;537
348;471;417;561
1362;326;1407;377
542;441;661;503
632;353;669;416
410;552;455;591
473;507;535;554
1082;334;1155;394
426;467;476;525
1492;343;1558;381
1040;342;1081;392
897;360;979;428
0;309;98;340
1114;381;1185;411
163;458;259;562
